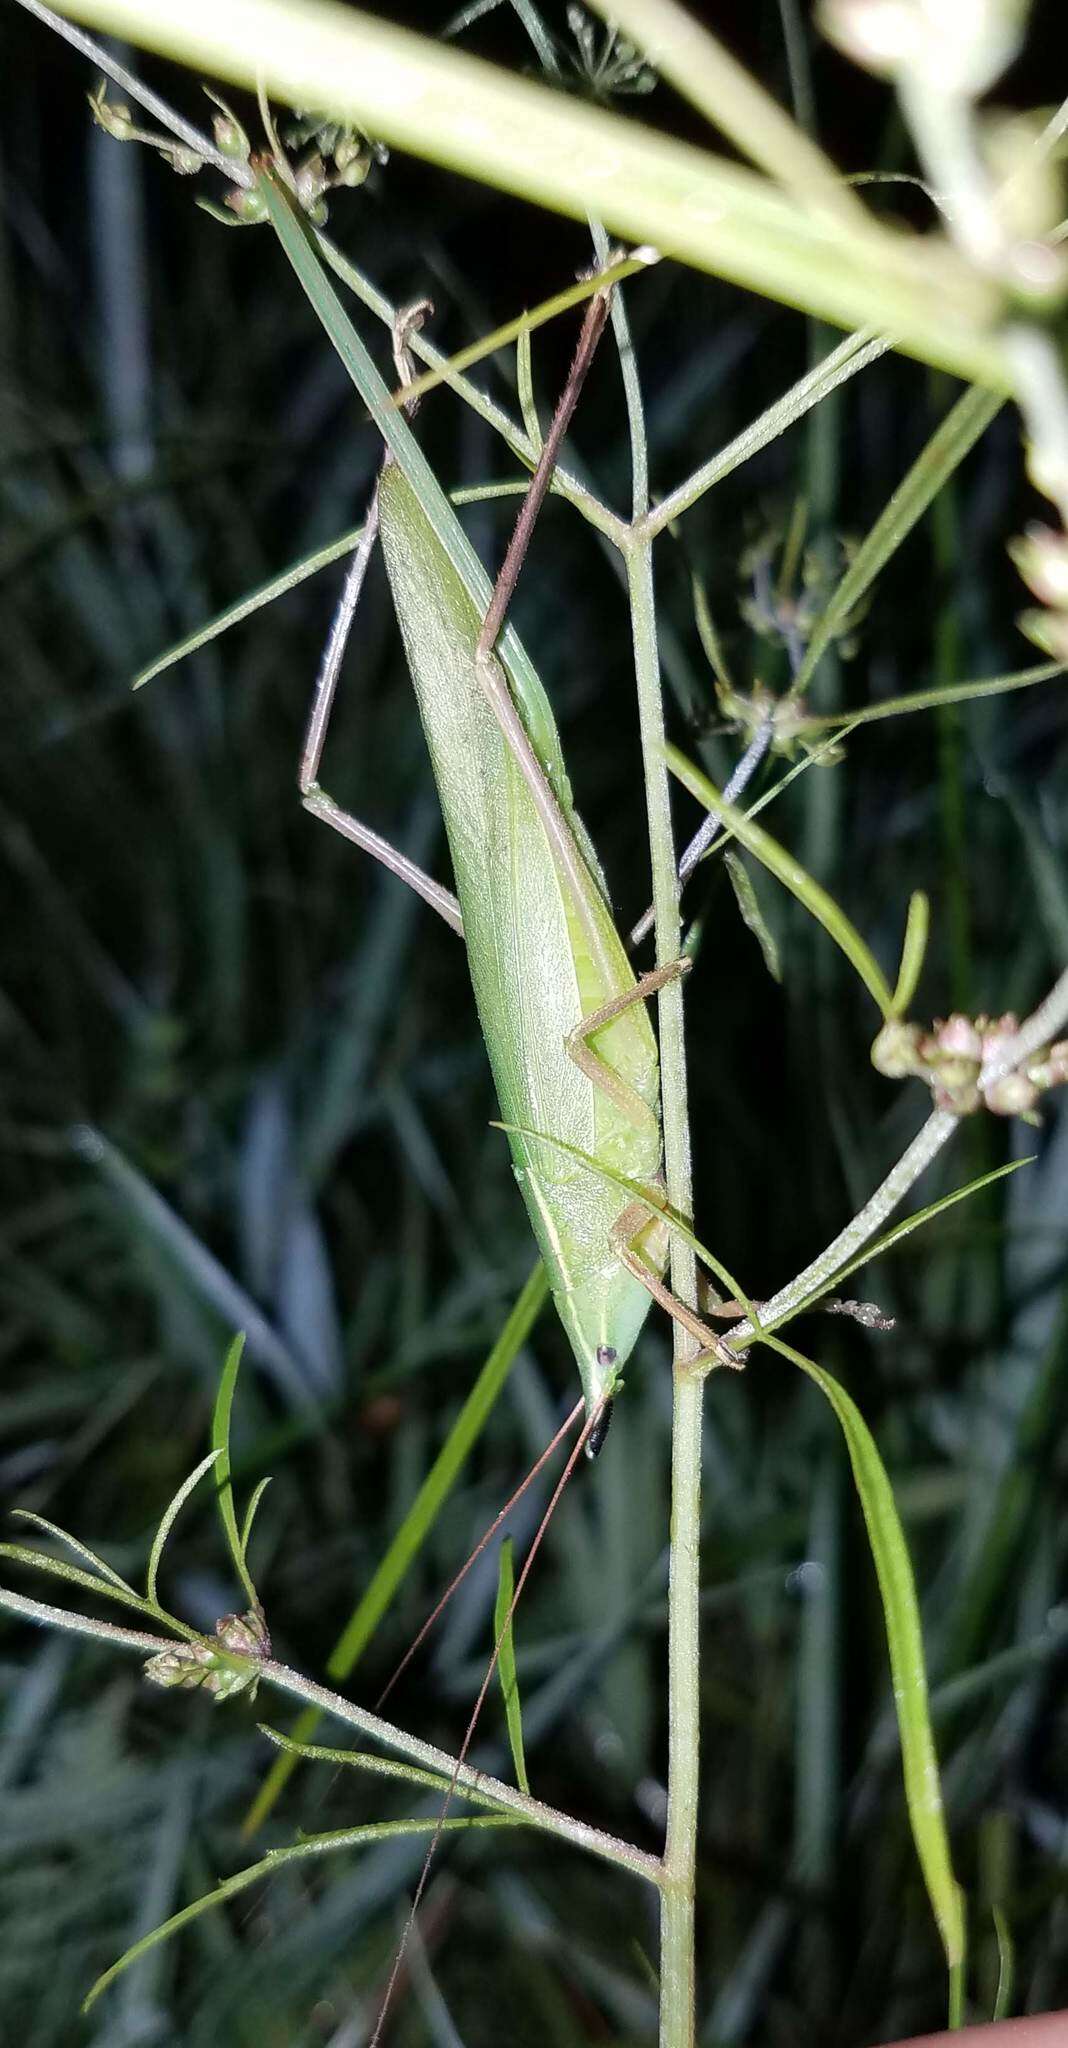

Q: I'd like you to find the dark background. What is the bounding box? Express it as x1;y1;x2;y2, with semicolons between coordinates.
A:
2;3;1067;2043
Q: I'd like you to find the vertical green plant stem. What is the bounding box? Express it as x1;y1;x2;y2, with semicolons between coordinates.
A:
610;261;702;2048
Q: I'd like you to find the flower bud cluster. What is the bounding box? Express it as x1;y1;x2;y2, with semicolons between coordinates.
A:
1012;523;1068;667
144;1606;271;1704
872;1011;1068;1118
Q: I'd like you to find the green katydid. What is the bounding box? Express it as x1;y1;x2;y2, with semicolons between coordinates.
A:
289;252;743;1454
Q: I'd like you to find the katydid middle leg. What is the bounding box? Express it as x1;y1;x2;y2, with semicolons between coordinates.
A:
297;308;464;936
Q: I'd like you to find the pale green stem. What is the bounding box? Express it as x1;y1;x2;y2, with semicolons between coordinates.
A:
637;328;890;541
612;265;702;2047
0;1585;662;1886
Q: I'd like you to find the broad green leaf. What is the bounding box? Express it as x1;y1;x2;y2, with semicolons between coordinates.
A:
665;745;894;1015
146;1449;222;1607
243;1262;546;1835
767;1334;965;1972
891;891;929;1016
211;1333;258;1609
494;1537;530;1794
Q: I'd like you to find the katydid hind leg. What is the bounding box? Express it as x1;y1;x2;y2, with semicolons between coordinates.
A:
298;478;464;935
609;1202;744;1369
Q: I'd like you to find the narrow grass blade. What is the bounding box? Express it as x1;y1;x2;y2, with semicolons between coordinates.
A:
723;850;782;982
0;1544;195;1638
9;1510;135;1594
494;1537;530;1794
260;1726;468;1802
392;247;655;417
210;1333;258;1608
665;745;894;1015
516;325;541;454
796;659;1066;732
83;1816;517;2013
646;329;890;535
72;1126;313;1408
803;1158;1031;1310
146;1449;222;1607
242;1262;547;1835
491;1122;752;1314
263;174;577;802
992;1906;1015;2021
131;523;365;690
766;1333;965;1973
891;891;930;1016
793;385;1003;696
239;1478;272;1566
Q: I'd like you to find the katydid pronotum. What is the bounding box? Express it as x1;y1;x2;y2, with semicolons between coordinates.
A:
299;278;746;1456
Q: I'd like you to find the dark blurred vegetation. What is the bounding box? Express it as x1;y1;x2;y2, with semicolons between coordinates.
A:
2;2;1068;2043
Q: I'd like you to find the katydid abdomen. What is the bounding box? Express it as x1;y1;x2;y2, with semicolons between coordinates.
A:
377;460;667;1422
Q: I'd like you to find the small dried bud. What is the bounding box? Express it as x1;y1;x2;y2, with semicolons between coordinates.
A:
215;1606;270;1660
871;1019;924;1078
933;1073;983;1115
207;93;250;161
166;145;206;177
224;185;268;224
1018;607;1068;663
984;1071;1040;1116
979;1013;1020;1067
933;1013;983;1060
293;152;329;212
334;135;371;186
1009;525;1068;610
88;85;136;141
1035;1040;1068;1089
144;1639;214;1690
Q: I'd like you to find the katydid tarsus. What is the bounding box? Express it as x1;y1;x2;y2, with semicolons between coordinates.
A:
300;279;746;1455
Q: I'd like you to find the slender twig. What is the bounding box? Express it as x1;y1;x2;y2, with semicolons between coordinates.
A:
604;228;702;2048
0;1585;662;1886
16;0;255;187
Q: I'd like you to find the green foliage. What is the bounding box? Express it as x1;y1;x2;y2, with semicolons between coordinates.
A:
4;0;1068;2042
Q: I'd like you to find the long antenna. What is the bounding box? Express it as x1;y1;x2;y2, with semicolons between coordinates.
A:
368;1399;603;2047
374;1397;583;1713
